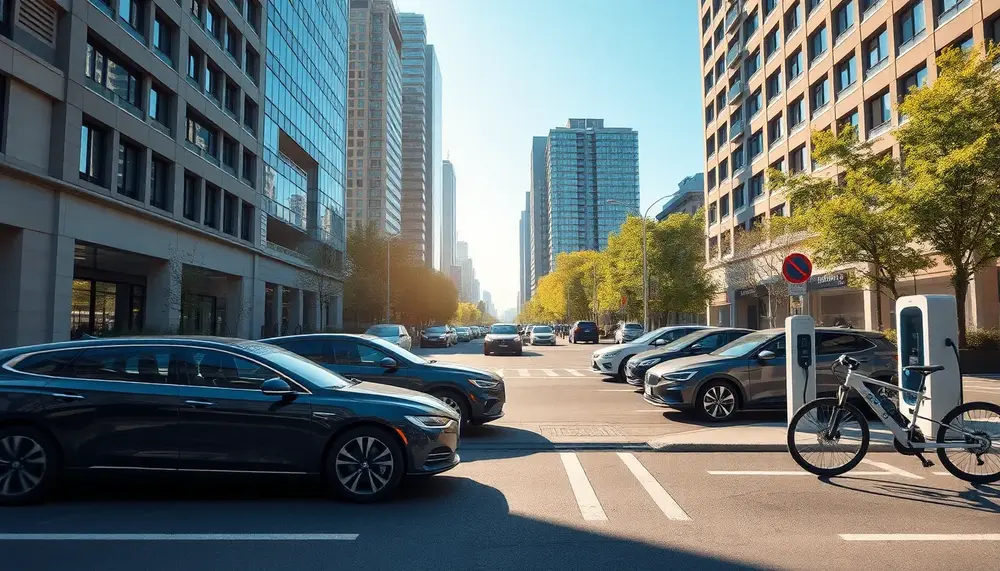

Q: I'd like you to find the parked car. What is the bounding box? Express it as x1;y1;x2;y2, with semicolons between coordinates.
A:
419;325;453;348
364;323;413;351
445;326;459;346
615;323;645;344
624;328;753;386
529;325;557;346
569;321;600;344
643;327;898;422
456;327;472;342
592;325;709;380
470;326;481;339
0;337;461;505
522;325;535;342
264;333;505;428
484;323;523;356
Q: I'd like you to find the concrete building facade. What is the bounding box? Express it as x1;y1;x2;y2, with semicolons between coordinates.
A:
656;173;705;220
518;190;531;310
700;0;1000;331
0;0;349;348
346;0;402;235
441;158;456;269
528;135;548;294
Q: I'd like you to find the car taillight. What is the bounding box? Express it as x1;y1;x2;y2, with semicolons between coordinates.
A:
574;327;581;334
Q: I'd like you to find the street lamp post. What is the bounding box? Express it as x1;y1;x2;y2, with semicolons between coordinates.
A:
608;194;676;332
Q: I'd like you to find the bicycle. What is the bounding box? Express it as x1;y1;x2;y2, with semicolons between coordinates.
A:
787;354;1000;483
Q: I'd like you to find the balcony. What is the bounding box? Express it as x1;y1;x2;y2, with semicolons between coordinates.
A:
185;140;221;167
730;118;744;140
726;44;744;68
728;80;744;103
725;3;743;31
85;77;143;120
865;58;888;81
868;120;892;139
862;0;886;21
264;241;312;265
937;0;970;27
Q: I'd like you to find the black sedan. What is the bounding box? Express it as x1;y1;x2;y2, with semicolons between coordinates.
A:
264;334;505;426
484;324;523;355
624;328;753;386
0;337;460;506
419;325;453;348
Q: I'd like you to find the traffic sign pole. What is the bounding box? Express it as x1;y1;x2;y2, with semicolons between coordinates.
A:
782;253;813;316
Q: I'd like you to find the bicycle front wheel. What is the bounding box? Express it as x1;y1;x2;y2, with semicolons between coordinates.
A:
935;401;1000;484
788;398;870;477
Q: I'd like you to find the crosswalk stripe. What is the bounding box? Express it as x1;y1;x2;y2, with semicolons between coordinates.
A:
859;459;923;479
559;453;607;521
517;369;530;377
566;369;585;377
618;453;691;521
543;369;559;377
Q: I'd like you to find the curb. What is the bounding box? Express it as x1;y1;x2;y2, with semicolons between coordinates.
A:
459;441;896;453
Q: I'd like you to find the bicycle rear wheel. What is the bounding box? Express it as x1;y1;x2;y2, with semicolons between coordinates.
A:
935;401;1000;484
787;398;870;477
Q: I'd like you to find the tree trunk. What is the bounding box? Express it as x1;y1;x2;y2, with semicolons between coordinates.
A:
954;275;969;348
874;283;883;331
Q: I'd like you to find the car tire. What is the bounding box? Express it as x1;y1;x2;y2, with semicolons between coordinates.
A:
429;390;471;428
325;425;404;503
695;380;740;423
0;425;60;506
617;360;628;382
516;348;523;356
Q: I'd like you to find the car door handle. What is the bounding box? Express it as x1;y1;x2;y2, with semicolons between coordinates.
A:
51;392;85;400
184;400;216;408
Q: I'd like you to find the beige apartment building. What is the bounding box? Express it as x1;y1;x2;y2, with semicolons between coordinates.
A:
700;0;1000;331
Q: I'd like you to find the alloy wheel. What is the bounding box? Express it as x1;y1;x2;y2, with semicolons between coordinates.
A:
702;385;736;419
334;436;395;496
439;396;463;423
0;435;47;498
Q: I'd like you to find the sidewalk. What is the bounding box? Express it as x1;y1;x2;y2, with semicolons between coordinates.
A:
646;422;895;452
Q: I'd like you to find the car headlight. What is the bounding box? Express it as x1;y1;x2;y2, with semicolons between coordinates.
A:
637;358;661;367
405;415;455;429
663;371;697;382
603;349;622;358
468;378;499;389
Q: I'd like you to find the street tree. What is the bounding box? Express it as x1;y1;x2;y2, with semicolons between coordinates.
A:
725;216;805;328
896;44;1000;345
599;215;647;319
768;128;929;330
648;210;716;322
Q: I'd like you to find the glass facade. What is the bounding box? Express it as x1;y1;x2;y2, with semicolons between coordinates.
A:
262;0;347;251
426;45;443;270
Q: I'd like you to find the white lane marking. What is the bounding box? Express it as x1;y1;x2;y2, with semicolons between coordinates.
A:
859;459;924;479
517;369;530;377
618;453;691;521
932;471;950;476
559;452;607;521
494;369;504;377
566;369;585;377
708;471;891;476
543;369;559;377
840;534;1000;542
0;534;359;541
632;409;667;413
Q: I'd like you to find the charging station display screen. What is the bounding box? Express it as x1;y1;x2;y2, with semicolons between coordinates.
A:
899;307;924;406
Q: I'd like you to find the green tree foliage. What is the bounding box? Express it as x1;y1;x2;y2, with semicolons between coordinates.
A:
452;302;496;325
649;210;716;317
768;128;929;329
598;215;647;318
896;45;1000;345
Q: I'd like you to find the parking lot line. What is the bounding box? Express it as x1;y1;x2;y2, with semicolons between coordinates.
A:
617;453;691;521
559;452;608;521
859;458;924;479
839;534;1000;541
543;369;559;377
0;534;359;541
566;369;585;377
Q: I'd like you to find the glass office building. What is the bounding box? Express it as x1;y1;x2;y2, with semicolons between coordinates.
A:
263;0;348;251
545;119;639;267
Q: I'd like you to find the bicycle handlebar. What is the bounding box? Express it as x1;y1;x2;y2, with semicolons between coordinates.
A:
835;354;861;371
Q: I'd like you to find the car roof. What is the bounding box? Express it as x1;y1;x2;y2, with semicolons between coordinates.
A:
0;336;279;360
261;333;382;343
752;326;884;337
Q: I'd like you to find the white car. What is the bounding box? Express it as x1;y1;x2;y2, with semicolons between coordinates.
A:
528;325;556;345
364;323;412;351
615;322;645;343
591;325;709;380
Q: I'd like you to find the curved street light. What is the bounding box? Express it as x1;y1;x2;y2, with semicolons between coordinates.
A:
608;193;677;332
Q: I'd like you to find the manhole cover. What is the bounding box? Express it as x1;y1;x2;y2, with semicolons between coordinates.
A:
541;425;625;437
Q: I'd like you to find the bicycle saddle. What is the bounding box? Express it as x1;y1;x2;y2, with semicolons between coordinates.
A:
903;365;945;375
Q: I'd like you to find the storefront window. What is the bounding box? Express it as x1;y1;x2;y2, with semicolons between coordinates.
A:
70;279;145;338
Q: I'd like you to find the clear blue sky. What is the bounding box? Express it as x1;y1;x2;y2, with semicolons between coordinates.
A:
395;0;703;313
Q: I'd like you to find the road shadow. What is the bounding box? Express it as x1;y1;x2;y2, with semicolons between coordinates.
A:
659;408;786;428
459;424;555;461
0;475;766;571
820;476;1000;514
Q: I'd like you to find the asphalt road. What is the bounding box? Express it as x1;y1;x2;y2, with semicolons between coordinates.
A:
2;337;998;570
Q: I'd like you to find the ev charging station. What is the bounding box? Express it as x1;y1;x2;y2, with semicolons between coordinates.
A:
895;294;963;435
785;315;816;423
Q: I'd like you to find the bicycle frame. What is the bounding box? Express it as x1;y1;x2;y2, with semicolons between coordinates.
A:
836;369;983;451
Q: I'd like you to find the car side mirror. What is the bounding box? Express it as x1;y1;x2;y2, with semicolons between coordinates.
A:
653;338;667;346
757;350;776;361
690;344;705;352
379;357;398;369
261;378;295;397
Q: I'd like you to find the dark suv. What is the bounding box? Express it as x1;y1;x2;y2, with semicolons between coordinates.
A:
570;321;600;344
643;328;897;422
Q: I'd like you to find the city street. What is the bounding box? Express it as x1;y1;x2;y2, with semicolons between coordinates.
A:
1;337;998;570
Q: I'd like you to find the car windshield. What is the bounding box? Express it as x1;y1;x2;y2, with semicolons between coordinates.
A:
491;324;517;334
533;326;552;333
241;344;353;390
366;324;400;336
711;331;776;357
661;330;709;352
366;335;427;365
457;327;470;333
632;327;669;345
624;323;643;330
425;326;447;333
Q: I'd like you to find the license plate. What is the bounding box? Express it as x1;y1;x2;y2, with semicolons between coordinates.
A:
499;343;508;347
645;384;651;396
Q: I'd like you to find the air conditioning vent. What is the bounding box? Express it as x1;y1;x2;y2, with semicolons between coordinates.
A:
16;0;59;48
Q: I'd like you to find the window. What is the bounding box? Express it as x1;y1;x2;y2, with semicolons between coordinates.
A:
225;25;241;63
899;64;928;97
743;8;759;37
222;137;237;172
749;172;765;200
817;333;875;354
183;173;199;220
768;113;784;144
205;4;221;41
327;340;392;366
716;90;727;112
190;0;203;22
790;145;808;173
85;41;142;111
183;349;277;390
707;134;716;157
764;0;778;17
707;168;717;189
771;157;786;174
809;25;828;62
704;41;713;63
733;184;746;210
153;14;172;59
788;96;805;128
188;44;202;82
242;149;256;186
811;76;829;111
241;202;253;241
771;203;786;217
708;202;718;224
733;145;746;171
12;350;81;376
706;103;715;124
117;141;141;199
836;53;857;92
785;1;802;37
866;28;889;75
79;123;105;184
223;192;237;235
705;71;715;91
720;157;729;180
867;90;891;129
150;157;169;210
787;48;803;81
243;96;258;134
718;121;728;143
119;0;145;36
714;22;724;46
990;15;1000;45
185;113;217;158
246;0;261;34
766;69;783;101
715;55;725;79
898;2;925;47
834;1;855;38
204;63;221;100
745;48;761;77
224;80;239;117
746;88;762;118
807;0;824;14
245;46;259;84
702;10;711;33
748;130;763;159
765;26;780;58
63;346;173;384
149;85;168;126
204;184;220;228
720;193;731;217
840;108;860;133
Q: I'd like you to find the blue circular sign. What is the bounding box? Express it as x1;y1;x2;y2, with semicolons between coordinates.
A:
782;253;813;284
